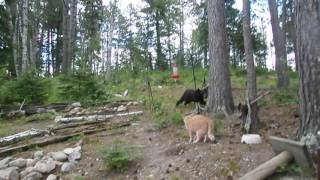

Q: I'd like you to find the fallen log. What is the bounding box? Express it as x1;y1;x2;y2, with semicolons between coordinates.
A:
55;111;144;123
0;121;131;157
0;129;47;146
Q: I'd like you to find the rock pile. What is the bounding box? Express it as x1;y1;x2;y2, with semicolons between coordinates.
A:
0;140;83;180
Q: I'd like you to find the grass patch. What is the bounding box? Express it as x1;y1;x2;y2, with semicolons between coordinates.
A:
25;113;55;122
276;162;314;177
101;140;138;172
170;112;183;126
214;118;224;136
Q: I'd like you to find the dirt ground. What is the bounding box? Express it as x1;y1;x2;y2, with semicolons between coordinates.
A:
1;95;315;180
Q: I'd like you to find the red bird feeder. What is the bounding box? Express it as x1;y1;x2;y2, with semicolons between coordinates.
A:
171;64;179;81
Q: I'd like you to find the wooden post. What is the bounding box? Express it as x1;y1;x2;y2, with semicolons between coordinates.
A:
318;147;320;180
239;151;293;180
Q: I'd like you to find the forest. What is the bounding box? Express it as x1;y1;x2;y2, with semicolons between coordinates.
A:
0;0;319;179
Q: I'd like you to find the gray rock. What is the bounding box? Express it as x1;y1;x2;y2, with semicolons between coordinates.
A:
63;148;74;155
69;107;81;115
26;158;38;167
117;105;127;112
74;146;81;152
54;116;62;122
22;171;43;180
46;174;57;180
50;151;67;162
8;158;27;168
33;157;56;173
20;167;34;178
34;151;44;159
36;108;47;113
71;102;81;108
0;157;13;166
61;162;75;173
68;151;81;162
0;167;19;180
0;157;12;169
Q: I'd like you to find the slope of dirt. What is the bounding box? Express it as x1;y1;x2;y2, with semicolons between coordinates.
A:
0;98;313;180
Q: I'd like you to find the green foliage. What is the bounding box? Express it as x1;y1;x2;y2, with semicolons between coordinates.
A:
101;140;137;172
58;70;107;102
273;89;298;105
0;71;50;104
170;112;183;126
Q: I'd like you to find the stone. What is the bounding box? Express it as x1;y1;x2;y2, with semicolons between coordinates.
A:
117;105;127;112
20;167;34;178
63;148;74;155
68;151;81;162
50;151;67;162
0;167;19;180
9;158;27;168
74;146;81;152
26;158;38;167
71;102;81;108
133;101;139;106
0;157;13;166
36;108;47;113
33;156;56;173
69;107;81;115
123;89;129;97
34;151;44;159
241;134;262;144
54;116;62;122
0;157;13;169
22;171;43;180
61;162;75;173
46;174;57;180
127;102;133;106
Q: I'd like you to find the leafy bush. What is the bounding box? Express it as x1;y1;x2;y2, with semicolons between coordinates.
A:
0;70;50;104
58;70;107;102
101;140;136;172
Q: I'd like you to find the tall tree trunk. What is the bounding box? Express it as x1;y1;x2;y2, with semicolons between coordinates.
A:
207;0;234;114
268;0;289;88
21;0;29;74
242;0;259;131
105;3;115;79
62;0;70;74
178;0;185;68
155;11;164;70
295;0;320;139
68;0;77;71
5;0;19;76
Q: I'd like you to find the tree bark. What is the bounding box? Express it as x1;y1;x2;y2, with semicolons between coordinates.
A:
295;0;320;139
5;0;19;76
69;0;77;71
62;0;70;74
178;0;185;68
155;11;164;70
268;0;290;88
242;0;259;131
207;0;234;114
21;0;29;74
105;2;115;79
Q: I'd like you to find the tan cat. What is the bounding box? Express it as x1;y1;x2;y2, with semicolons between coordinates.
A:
183;114;215;143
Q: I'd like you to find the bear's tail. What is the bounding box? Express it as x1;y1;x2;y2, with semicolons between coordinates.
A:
176;99;183;106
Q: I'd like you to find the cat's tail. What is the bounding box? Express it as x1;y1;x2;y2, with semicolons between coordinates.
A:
207;119;215;141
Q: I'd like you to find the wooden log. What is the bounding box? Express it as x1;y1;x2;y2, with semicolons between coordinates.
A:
239;151;293;180
55;111;144;123
0;129;47;146
0;121;131;157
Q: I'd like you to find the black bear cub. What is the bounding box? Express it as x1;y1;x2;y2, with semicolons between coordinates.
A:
176;88;206;106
